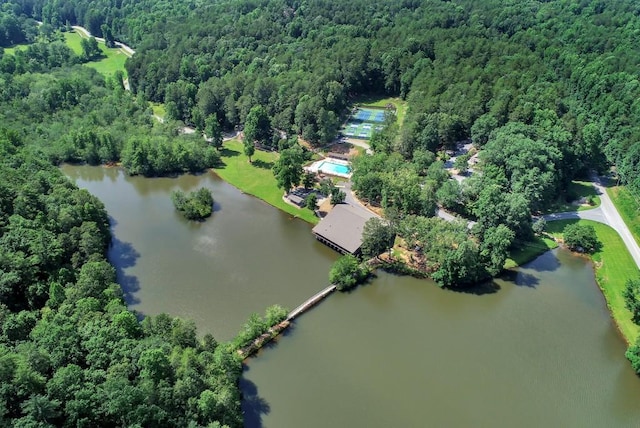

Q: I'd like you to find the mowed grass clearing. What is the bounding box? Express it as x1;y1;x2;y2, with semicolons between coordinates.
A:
546;219;640;343
151;102;167;120
3;43;29;55
63;31;128;77
213;139;319;224
504;235;558;269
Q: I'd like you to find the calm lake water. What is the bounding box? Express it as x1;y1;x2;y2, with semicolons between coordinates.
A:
63;165;640;427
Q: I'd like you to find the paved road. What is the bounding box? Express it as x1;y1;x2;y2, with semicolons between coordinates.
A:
341;180;379;219
543;175;640;268
343;137;372;154
72;25;135;56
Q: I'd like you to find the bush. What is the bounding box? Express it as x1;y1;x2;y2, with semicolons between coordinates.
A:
626;344;640;374
171;187;214;220
532;218;546;235
624;278;640;325
329;255;369;291
562;223;599;253
305;193;318;210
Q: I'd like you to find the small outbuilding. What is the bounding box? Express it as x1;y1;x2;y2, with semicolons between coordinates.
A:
287;193;306;207
312;204;375;255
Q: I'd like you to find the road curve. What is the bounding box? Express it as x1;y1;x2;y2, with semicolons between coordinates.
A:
543;176;640;268
71;25;135;57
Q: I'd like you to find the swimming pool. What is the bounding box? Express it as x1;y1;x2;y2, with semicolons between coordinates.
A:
318;161;351;176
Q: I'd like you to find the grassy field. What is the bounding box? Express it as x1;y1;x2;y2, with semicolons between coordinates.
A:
546;219;640;343
213;139;319;224
504;235;558;269
63;31;128;77
608;185;640;247
543;180;601;214
353;95;408;128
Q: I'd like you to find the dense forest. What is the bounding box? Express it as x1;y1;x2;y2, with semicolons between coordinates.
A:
3;0;640;423
0;131;243;426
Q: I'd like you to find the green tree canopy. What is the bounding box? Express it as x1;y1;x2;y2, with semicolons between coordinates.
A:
272;145;304;191
244;105;272;146
361;218;395;259
563;223;600;253
329;255;369;291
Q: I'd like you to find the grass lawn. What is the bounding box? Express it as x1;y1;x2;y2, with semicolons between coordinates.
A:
353;95;408;128
213;139;319;224
504;235;558;269
63;31;128;78
546;219;640;343
543;180;601;214
608;185;640;248
3;43;29;55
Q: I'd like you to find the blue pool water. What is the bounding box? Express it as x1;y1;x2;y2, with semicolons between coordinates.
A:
319;161;351;175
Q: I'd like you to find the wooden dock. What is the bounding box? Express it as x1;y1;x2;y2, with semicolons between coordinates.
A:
286;284;337;321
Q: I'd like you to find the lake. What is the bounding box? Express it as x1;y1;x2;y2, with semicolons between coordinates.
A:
63;165;640;427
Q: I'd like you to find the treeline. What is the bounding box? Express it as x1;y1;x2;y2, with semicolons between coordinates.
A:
0;24;220;177
0;131;242;426
12;0;194;45
8;0;640;188
12;0;640;187
0;3;38;47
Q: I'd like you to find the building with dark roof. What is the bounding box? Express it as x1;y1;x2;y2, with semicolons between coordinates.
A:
311;204;375;255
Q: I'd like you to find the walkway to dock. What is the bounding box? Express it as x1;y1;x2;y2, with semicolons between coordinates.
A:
238;284;337;359
286;285;337;321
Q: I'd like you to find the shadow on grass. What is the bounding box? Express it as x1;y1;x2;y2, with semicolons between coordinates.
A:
220;147;241;158
252;159;274;170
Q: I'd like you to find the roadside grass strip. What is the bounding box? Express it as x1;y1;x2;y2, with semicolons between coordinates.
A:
608;186;640;248
213;139;319;224
546;219;640;343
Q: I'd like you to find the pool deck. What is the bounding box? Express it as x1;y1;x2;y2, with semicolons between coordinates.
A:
306;157;352;178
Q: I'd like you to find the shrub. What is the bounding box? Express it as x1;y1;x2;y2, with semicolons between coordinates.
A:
305;193;318;210
329;255;369;291
172;187;214;220
624;278;640;325
562;223;599;253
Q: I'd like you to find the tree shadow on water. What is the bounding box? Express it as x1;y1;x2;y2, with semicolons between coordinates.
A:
522;249;560;272
500;270;540;288
240;369;271;428
108;236;142;305
448;280;502;296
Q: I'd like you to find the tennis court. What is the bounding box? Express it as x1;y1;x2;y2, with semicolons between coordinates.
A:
341;106;388;140
342;122;384;139
350;107;386;123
